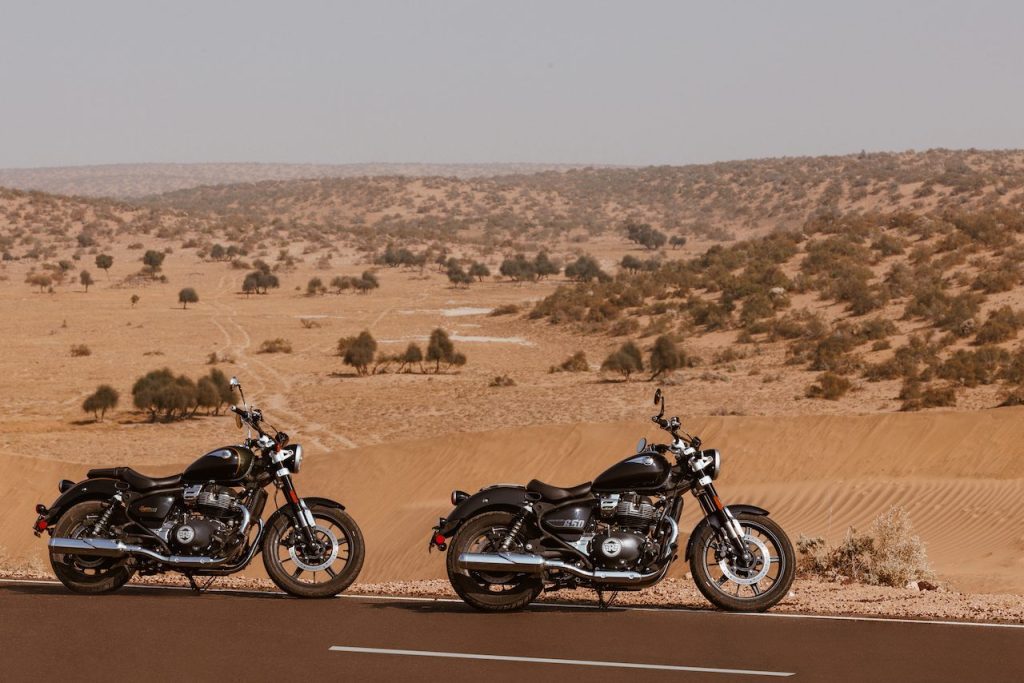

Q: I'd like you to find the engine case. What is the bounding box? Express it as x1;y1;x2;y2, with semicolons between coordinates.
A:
592;530;647;569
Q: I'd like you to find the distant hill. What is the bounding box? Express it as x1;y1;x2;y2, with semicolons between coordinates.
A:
0;162;608;199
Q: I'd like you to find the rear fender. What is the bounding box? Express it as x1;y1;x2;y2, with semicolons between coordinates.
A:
684;504;769;561
42;478;122;524
435;485;528;538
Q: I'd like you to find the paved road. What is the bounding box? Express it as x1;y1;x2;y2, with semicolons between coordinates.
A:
0;581;1021;682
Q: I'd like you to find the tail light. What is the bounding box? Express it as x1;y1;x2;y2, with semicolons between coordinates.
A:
450;490;469;506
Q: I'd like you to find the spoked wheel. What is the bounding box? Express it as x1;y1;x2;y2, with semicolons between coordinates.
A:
689;512;795;612
49;501;135;594
262;505;364;598
446;511;542;612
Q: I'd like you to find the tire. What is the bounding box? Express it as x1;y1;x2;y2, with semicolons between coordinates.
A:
446;511;543;612
49;501;135;595
262;505;364;598
688;512;795;612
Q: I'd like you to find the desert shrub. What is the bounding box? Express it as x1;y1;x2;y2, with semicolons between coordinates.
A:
739;293;775;326
79;270;94;292
669;235;687;249
490;303;520;316
972;262;1020;294
551;351;589;373
808;331;860;374
796;506;932;586
446;260;473;287
856;317;897;341
649;335;683;379
131;368;198;421
426;328;466;372
974;306;1024;345
338;331;377;375
299;318;322;329
130;294;140;308
70;344;91;357
306;277;326;295
398;343;423;372
499;254;537;282
533;251;561;278
805;372;852;400
82;384;118;420
142;250;165;273
354;271;380;293
26;272;52;292
870;233;906;256
601;341;644;379
178;287;199;309
242;264;279;295
937;346;1009;387
489;374;516;387
863;334;940;381
688;298;731;331
899;379;957;411
608;318;641;337
469;262;491;281
258;338;292;354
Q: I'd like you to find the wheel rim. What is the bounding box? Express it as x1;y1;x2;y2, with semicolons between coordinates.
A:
701;521;786;601
273;515;351;586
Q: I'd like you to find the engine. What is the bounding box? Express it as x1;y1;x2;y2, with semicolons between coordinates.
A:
591;493;661;569
157;485;244;555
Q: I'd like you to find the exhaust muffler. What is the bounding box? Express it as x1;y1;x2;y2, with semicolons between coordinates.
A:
457;551;665;586
49;537;231;569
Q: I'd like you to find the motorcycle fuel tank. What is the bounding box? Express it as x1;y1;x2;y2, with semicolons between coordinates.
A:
592;452;671;493
182;446;254;485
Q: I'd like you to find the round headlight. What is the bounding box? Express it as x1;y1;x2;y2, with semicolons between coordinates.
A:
708;449;721;480
291;445;303;473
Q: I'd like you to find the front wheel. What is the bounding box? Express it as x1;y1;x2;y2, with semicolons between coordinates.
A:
262;504;364;598
689;512;795;612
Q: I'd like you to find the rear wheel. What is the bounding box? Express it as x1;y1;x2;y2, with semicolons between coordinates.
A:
689;512;795;612
262;505;364;598
447;511;543;612
49;501;135;594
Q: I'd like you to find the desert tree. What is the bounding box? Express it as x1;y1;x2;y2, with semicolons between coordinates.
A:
624;221;667;250
469;262;491;282
499;254;537;282
447;261;473;287
80;269;94;292
95;253;113;277
132;369;199;421
399;342;424;373
649;335;683;380
564;255;609;282
209;244;226;261
26;272;52;292
426;328;466;372
669;235;687;250
353;271;379;294
534;251;561;279
178;287;199;309
130;294;140;308
142;250;166;273
601;341;644;380
82;384;119;421
338;330;377;375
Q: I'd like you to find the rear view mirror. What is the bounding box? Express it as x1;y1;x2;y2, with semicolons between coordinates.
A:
234;410;243;429
653;389;662;406
636;437;647;453
230;376;240;389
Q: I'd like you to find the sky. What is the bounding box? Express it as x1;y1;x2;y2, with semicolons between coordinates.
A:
1;1;1022;168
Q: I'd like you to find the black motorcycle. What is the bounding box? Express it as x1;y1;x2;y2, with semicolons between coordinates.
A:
33;377;364;598
430;389;795;612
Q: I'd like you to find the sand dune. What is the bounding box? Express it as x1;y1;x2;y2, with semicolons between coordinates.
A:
3;409;1023;594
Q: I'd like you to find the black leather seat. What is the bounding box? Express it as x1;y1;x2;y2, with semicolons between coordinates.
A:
527;479;592;502
87;467;182;492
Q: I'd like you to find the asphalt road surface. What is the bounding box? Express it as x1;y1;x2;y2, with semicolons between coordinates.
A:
1;581;1021;682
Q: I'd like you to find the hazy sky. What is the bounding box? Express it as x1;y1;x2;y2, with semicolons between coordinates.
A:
2;1;1022;168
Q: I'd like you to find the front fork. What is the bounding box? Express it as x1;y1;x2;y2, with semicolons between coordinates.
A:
696;483;753;566
279;474;319;546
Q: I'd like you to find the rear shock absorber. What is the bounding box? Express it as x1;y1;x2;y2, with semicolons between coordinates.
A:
500;502;534;551
92;492;124;536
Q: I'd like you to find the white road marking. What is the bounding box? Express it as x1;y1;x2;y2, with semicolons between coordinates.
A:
328;645;794;677
2;578;1020;629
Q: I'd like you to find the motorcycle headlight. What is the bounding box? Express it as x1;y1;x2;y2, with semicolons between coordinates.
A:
290;444;303;473
707;449;721;480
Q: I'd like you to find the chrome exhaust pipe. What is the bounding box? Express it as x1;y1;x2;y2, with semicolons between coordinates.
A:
49;537;233;568
457;551;666;585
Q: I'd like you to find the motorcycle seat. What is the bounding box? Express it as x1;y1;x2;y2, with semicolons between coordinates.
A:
527;479;592;502
86;467;183;492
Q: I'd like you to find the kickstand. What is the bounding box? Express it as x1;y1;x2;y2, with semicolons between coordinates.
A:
185;573;218;594
596;589;619;610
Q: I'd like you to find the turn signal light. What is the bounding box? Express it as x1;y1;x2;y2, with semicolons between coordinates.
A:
450;490;469;506
433;533;446;546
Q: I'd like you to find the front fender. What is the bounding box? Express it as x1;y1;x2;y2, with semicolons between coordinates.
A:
42;478;122;524
436;485;528;538
266;496;345;529
684;504;769;562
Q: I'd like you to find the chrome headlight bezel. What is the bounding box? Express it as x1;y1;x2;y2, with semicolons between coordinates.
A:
707;449;721;480
290;444;303;473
